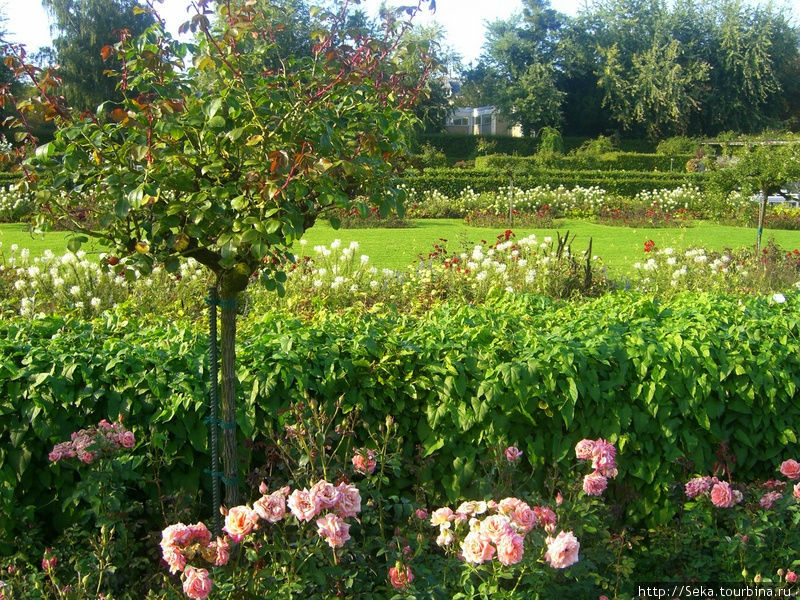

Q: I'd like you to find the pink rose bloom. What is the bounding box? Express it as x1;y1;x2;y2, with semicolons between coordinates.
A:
223;505;259;542
583;472;608;496
710;481;735;508
759;491;782;510
461;531;496;564
497;497;523;515
334;483;362;519
430;507;454;526
510;503;537;534
786;570;797;583
480;514;513;543
41;551;57;572
213;536;230;566
352;448;377;475
162;545;187;574
388;565;414;590
98;419;112;430
794;483;800;500
316;513;351;548
436;527;455;547
555;492;563;506
310;480;341;510
453;512;469;524
762;479;786;489
456;501;477;516
119;431;135;448
575;439;596;460
254;491;287;523
182;566;213;600
496;532;525;566
287;488;320;522
544;531;580;569
591;439;617;478
186;523;211;545
505;446;523;462
80;451;96;464
533;506;557;533
780;459;800;481
415;508;428;520
685;476;714;499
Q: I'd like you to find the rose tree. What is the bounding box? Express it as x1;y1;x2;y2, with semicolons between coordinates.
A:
1;0;436;505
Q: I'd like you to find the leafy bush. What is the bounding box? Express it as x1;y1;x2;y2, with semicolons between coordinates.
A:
402;168;706;199
415;133;540;161
0;187;37;223
655;136;703;155
3;291;800;555
475;153;695;173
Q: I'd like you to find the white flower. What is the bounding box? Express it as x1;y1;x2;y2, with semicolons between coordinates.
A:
76;250;86;260
75;301;84;309
794;281;800;290
10;244;18;252
90;297;101;308
349;284;358;292
772;293;786;304
13;279;25;290
349;241;359;250
20;248;30;260
331;276;345;289
369;267;378;275
663;247;674;255
53;277;65;287
369;280;379;288
476;271;488;281
299;239;308;245
313;279;322;288
69;285;81;296
330;239;341;249
360;255;369;265
518;259;527;267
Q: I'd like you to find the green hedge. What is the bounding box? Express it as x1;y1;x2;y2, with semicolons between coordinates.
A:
475;153;695;173
417;134;659;160
2;292;799;548
0;172;21;186
402;168;705;197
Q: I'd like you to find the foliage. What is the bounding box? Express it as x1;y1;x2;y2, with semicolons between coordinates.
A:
41;0;156;110
402;168;706;199
475;152;694;173
0;186;37;222
329;205;411;230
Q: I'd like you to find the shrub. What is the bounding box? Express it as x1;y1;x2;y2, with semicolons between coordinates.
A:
0;187;37;222
329;205;411;229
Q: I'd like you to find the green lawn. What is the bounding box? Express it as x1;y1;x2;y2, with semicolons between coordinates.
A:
3;219;800;277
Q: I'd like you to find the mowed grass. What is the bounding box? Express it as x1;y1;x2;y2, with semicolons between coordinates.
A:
3;219;800;277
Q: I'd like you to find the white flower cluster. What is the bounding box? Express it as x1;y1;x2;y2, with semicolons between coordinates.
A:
634;185;703;213
0;187;37;222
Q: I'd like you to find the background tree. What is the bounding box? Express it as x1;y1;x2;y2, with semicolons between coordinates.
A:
42;0;155;110
3;0;435;506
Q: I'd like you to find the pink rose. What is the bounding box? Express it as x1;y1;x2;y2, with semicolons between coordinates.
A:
786;570;797;583
352;448;377;475
213;536;230;566
310;480;340;510
480;514;513;543
436;527;455;547
182;566;213;600
583;472;608;496
794;483;800;500
505;446;523;462
575;439;596;460
497;497;522;515
223;505;259;542
388;565;414;590
334;482;362;519
544;531;580;569
759;491;782;510
461;531;495;564
780;459;800;481
591;439;617;478
710;481;735;508
496;532;525;566
254;491;286;523
287;488;320;522
533;506;557;533
41;551;57;572
161;546;186;574
430;507;454;526
316;513;351;548
415;508;428;520
510;503;537;534
119;431;135;448
685;476;714;499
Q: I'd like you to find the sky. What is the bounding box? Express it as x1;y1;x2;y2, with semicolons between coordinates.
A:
0;0;586;65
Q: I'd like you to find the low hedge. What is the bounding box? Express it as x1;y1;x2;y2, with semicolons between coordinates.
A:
402;168;706;197
2;292;799;549
475;153;695;173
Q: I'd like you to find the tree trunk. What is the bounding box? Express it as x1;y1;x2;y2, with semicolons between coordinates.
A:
757;187;767;252
219;294;240;508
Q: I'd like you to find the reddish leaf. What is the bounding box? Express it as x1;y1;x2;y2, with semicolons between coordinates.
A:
100;45;114;61
110;108;128;123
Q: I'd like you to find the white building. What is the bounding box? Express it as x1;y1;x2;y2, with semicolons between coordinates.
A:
445;106;522;137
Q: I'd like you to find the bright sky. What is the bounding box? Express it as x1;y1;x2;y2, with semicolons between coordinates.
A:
0;0;587;65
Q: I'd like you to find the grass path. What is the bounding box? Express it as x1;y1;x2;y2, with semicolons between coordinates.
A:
3;219;800;277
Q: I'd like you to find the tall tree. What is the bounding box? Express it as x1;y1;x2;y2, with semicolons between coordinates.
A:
42;0;155;110
4;0;435;507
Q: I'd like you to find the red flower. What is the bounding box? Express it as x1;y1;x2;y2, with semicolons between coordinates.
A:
644;239;655;253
